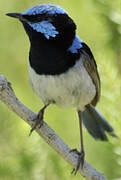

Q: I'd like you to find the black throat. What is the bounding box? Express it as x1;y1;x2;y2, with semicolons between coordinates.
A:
22;19;80;75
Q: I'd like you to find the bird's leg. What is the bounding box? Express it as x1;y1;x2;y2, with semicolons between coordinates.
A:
29;104;49;136
71;110;85;175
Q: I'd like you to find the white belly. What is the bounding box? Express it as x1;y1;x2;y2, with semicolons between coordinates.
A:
28;60;96;110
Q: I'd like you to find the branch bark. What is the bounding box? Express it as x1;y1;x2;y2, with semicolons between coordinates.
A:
0;74;107;180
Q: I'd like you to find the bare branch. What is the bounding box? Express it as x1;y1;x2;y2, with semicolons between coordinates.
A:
0;74;107;180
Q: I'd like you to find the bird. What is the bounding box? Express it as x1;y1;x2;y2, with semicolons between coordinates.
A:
6;4;116;174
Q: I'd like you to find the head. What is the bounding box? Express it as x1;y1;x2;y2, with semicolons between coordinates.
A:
7;4;76;48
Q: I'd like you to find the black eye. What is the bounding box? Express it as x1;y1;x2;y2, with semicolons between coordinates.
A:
22;14;42;22
22;14;53;23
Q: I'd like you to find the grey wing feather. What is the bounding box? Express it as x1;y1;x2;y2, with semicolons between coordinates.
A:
80;42;101;106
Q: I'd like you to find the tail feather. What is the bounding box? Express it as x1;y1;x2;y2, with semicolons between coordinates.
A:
82;104;117;141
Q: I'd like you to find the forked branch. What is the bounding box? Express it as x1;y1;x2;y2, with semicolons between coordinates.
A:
0;75;106;180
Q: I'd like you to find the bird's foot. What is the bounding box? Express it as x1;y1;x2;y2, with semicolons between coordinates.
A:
70;148;85;175
29;106;47;136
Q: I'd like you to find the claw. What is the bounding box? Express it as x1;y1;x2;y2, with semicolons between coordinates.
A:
70;149;85;175
29;115;43;136
29;104;49;136
69;148;80;155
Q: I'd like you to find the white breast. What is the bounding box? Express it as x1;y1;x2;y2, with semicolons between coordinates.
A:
28;59;96;111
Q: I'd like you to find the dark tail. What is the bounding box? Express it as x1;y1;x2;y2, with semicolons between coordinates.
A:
82;104;117;141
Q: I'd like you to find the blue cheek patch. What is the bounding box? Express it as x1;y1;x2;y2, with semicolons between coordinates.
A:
68;36;83;53
28;20;59;39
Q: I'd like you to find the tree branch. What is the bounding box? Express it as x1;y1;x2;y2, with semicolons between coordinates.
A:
0;74;107;180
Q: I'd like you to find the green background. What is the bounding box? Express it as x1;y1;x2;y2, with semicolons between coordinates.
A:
0;0;121;179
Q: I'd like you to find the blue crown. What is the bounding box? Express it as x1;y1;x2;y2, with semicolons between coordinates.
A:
22;4;67;16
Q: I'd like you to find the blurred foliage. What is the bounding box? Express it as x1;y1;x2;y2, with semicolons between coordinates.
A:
0;0;121;180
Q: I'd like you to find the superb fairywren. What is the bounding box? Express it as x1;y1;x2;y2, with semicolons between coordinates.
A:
6;4;116;173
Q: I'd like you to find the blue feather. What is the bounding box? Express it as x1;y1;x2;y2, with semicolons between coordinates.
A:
68;36;83;53
22;4;67;16
28;20;59;39
21;4;66;39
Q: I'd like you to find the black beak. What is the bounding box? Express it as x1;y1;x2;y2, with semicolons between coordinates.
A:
6;13;26;21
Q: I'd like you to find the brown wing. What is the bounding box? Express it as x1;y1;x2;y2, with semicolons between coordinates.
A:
80;42;101;106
